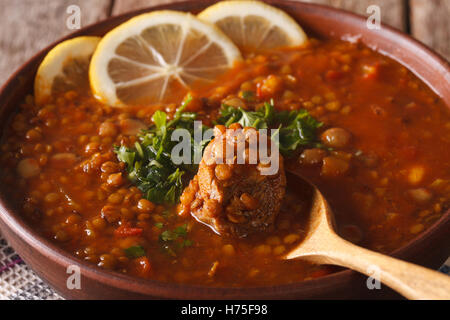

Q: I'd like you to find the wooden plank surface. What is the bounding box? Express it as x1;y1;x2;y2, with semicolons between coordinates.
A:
410;0;450;60
112;0;406;30
0;0;448;88
299;0;406;30
0;0;111;84
112;0;187;15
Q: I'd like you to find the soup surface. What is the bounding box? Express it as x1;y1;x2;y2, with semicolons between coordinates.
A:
1;38;449;286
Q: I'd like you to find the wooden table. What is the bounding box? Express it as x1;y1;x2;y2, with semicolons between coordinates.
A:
0;0;448;86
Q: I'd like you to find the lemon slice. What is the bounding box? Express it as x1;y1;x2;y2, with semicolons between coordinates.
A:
89;10;242;107
34;36;101;105
198;0;308;51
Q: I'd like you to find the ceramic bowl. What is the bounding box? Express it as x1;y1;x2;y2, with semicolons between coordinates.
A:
0;0;449;299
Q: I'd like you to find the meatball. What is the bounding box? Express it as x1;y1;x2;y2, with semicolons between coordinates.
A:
180;124;286;237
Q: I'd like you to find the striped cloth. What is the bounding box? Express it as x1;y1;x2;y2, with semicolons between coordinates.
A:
0;232;448;300
0;236;62;300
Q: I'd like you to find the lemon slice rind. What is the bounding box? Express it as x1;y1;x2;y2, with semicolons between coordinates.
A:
198;0;308;50
89;10;242;107
34;36;101;106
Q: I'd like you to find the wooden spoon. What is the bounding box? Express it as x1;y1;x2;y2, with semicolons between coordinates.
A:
284;171;450;300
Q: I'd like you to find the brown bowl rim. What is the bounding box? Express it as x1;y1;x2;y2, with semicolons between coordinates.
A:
0;0;449;299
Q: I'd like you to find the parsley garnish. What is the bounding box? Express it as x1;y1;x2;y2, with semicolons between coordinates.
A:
241;90;255;101
124;245;146;259
160;224;189;242
159;224;193;256
216;101;274;129
114;95;210;205
217;100;323;156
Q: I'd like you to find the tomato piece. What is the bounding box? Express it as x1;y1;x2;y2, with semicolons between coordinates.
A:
362;63;380;80
256;83;263;99
326;70;345;81
130;257;152;278
114;225;143;238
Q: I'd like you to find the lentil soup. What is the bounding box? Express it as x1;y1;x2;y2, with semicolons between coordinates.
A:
1;38;449;287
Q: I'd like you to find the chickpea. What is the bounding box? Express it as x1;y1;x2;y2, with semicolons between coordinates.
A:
325;101;341;112
85;142;100;155
321;156;350;177
137;213;151;221
107;192;123;204
240;81;254;91
107;172;124;187
222;96;246;109
78;135;89;145
215;164;233;180
101;161;119;173
300;148;327;165
222;244;235;256
66;214;81;225
311;95;323;104
91;217;107;230
321;128;352;148
282;90;296;100
254;244;271;255
260;75;283;96
266;236;281;246
50;153;77;168
17;158;40;178
410;224;424;234
283;234;300;244
240;193;259;210
341;105;352;115
101;205;120;223
273;245;286;255
99;121;118;137
407;188;432;204
89;153;104;171
118;113;131;120
44;193;60;204
54;230;70;242
407;166;425;185
137;199;155;214
98;254;117;270
302;101;314;109
25;128;42;142
110;247;125;257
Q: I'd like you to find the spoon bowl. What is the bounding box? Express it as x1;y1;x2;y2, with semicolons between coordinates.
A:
284;171;450;300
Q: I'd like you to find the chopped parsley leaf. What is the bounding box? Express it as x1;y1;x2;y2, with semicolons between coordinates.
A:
124;245;146;259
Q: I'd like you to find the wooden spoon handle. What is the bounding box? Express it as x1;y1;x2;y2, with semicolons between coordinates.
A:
308;234;450;300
